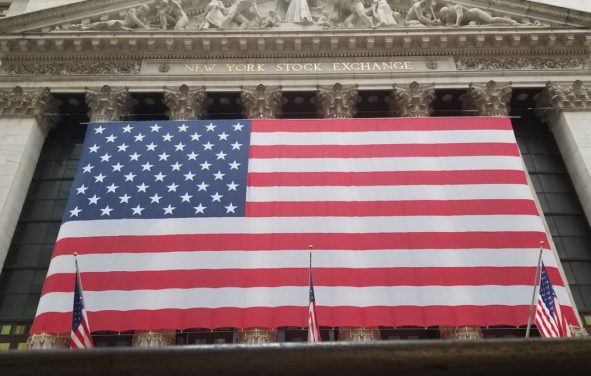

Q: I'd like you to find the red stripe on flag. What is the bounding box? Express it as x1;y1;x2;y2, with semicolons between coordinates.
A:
251;118;513;132
31;305;578;334
247;170;528;187
249;143;520;158
246;200;539;217
52;231;549;256
42;266;566;293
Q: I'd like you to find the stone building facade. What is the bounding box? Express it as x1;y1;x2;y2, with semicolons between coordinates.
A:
0;0;590;349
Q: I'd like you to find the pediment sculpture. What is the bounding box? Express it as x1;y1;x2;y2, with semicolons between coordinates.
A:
58;0;547;32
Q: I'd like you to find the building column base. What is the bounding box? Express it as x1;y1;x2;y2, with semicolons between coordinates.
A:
27;332;68;349
439;326;483;339
339;327;380;341
236;328;277;344
132;330;176;347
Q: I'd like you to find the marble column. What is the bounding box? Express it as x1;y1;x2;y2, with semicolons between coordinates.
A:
0;87;61;349
236;84;282;344
536;80;591;228
133;85;210;347
440;80;513;340
163;84;207;120
89;86;177;348
316;83;379;341
315;83;358;119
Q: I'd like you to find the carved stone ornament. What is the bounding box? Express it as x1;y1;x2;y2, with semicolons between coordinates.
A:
536;80;591;123
315;83;358;119
53;0;547;32
0;86;59;133
85;85;135;123
461;80;512;117
241;84;282;119
339;327;380;342
163;84;207;120
568;325;589;337
27;333;68;349
236;328;277;344
439;326;484;339
456;57;585;71
389;81;435;118
132;330;176;347
4;62;141;76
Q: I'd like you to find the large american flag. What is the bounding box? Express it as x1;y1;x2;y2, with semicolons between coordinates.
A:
32;117;578;334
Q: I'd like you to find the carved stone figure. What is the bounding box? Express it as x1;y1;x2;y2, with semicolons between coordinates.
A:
370;0;398;27
285;0;313;24
63;4;151;31
405;0;440;27
439;4;518;26
275;0;290;20
259;10;281;28
202;0;230;29
155;0;189;29
326;0;373;28
224;0;263;29
316;9;335;29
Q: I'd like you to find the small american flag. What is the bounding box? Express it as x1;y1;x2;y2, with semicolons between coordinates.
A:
308;252;320;342
535;262;570;338
70;259;93;349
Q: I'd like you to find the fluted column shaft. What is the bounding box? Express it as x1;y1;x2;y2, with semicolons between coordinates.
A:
1;87;61;349
236;84;283;344
536;80;591;231
445;81;513;340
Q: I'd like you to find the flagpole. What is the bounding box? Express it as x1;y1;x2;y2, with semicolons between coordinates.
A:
525;241;544;339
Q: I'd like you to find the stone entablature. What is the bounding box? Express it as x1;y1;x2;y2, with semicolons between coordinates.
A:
1;28;589;60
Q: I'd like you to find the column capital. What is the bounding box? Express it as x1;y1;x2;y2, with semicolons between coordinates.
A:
536;80;591;123
241;84;282;119
439;326;484;339
338;327;380;341
236;328;277;344
461;81;512;117
27;333;68;349
315;83;358;119
163;84;207;120
85;85;134;123
0;87;59;133
389;82;435;118
132;330;176;347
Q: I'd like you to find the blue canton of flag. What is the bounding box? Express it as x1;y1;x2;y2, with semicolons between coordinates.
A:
65;120;251;221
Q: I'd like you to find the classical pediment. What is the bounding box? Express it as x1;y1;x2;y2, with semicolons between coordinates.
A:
1;0;590;34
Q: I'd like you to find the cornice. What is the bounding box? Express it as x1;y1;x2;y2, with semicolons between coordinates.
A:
1;28;589;61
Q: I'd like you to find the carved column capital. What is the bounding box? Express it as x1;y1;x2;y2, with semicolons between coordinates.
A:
439;326;484;339
339;327;380;342
27;333;68;349
85;85;134;123
132;330;176;347
461;81;512;117
315;83;358;119
536;80;591;123
236;328;277;344
241;84;282;119
389;82;435;117
0;87;59;134
163;84;207;120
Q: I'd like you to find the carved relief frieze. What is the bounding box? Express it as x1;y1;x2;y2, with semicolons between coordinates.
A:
3;62;141;76
47;0;550;33
456;57;585;71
